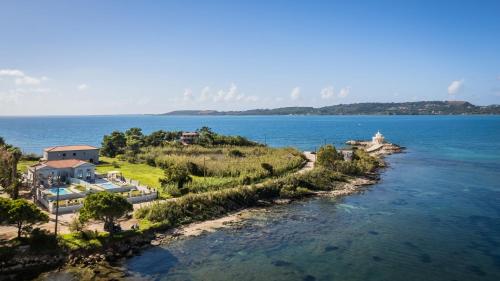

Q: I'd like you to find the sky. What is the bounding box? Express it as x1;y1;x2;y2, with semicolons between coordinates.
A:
1;0;499;115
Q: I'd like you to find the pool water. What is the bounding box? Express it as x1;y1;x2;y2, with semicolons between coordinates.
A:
48;188;72;196
99;182;121;190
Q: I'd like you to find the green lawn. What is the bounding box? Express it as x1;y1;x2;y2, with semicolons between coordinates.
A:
17;160;38;173
96;156;164;188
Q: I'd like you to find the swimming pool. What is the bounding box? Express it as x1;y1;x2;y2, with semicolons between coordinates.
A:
98;182;121;190
48;188;72;196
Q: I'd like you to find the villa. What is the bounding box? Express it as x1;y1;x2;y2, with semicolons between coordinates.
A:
27;159;96;187
43;145;100;164
27;145;158;214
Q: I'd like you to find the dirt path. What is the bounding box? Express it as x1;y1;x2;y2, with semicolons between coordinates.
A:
299;151;316;173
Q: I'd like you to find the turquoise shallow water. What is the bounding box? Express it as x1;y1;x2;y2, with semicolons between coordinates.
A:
2;115;499;280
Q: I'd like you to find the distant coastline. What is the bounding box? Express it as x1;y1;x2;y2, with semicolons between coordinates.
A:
160;101;500;116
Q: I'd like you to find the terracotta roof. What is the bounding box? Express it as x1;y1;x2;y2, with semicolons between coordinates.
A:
32;159;92;169
44;145;99;152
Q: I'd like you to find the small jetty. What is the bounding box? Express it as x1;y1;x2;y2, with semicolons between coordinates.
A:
346;131;403;157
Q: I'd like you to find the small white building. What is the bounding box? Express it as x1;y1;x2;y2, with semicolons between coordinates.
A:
180;132;199;144
372;131;385;145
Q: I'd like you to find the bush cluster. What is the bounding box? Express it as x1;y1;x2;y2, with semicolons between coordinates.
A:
135;167;347;225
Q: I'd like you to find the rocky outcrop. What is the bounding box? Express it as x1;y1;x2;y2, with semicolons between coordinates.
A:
0;254;66;281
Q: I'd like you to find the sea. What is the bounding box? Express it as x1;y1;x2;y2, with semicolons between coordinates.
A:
1;115;499;281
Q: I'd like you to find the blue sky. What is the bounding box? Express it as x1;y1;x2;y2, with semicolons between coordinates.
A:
0;0;499;115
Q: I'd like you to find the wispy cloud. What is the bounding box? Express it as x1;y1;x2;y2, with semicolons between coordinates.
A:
77;84;88;91
320;85;350;100
0;69;52;107
290;87;301;100
0;69;24;77
320;86;334;99
338;86;351;98
200;86;211;101
0;69;47;85
181;83;259;104
448;79;464;95
183;88;193;101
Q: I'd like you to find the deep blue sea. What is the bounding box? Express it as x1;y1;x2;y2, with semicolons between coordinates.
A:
2;115;499;281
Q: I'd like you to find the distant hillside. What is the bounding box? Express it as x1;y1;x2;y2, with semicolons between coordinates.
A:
162;101;500;116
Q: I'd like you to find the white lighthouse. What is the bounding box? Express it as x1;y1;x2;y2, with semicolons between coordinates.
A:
372;131;385;145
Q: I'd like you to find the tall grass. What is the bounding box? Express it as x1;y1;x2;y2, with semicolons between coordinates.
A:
141;146;305;177
140;145;306;195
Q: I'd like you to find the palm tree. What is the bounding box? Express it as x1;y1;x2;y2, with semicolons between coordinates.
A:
7;147;22;199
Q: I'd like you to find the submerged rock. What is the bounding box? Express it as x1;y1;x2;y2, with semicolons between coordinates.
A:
271;260;292;267
303;275;316;281
324;245;339;252
419;253;432;263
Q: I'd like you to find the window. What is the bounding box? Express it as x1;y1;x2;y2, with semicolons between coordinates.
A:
73;153;76;156
62;153;66;157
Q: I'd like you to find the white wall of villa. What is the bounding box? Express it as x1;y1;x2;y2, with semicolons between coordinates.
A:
36;180;158;214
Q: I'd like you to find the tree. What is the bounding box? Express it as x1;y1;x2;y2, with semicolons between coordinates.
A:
101;131;127;157
316;144;343;169
144;130;182;146
196;127;215;146
68;214;86;233
7;199;49;238
79;192;132;234
160;163;192;192
125;127;144;139
0;197;11;224
5;178;21;200
261;163;274;176
0;140;22;198
124;128;145;158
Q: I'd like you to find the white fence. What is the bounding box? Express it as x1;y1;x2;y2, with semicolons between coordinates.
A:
69;178;94;188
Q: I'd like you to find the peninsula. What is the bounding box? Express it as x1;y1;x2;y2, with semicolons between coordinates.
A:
162;101;500;116
1;129;402;280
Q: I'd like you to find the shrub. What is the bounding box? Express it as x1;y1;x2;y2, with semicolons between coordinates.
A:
68;215;86;233
136;186;261;225
160;162;192;190
316;144;343;169
186;161;204;176
279;184;312;199
163;184;182;197
29;228;58;251
228;149;244;157
20;153;42;161
261;163;274;176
